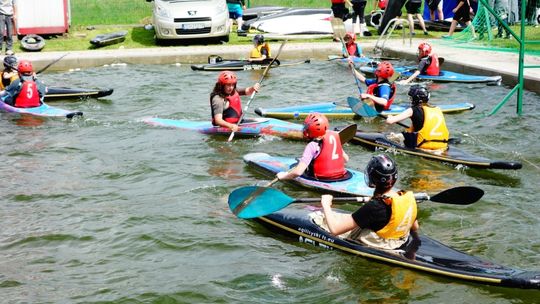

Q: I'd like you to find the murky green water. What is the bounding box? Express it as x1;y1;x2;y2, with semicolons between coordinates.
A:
1;60;539;303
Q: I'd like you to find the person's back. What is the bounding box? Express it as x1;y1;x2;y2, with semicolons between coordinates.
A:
249;34;270;61
0;55;18;90
2;60;45;108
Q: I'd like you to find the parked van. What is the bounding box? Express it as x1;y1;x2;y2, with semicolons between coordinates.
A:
148;0;230;43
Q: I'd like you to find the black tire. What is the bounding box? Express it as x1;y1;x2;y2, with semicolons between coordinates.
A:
219;34;229;43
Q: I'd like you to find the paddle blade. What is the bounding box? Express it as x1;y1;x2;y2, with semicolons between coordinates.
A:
338;124;357;144
228;186;295;219
429;186;484;205
347;97;378;117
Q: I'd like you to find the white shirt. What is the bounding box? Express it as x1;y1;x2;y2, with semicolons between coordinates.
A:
0;0;15;16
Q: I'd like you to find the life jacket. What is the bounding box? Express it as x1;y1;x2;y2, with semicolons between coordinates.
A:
249;43;271;59
332;0;345;3
210;90;242;125
0;70;18;90
366;80;396;111
413;106;449;150
14;78;41;108
310;131;347;179
425;54;440;76
345;42;361;57
376;191;417;240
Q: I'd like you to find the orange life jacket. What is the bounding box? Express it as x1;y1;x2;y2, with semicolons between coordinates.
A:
425;54;440;76
311;131;347;179
14;79;41;108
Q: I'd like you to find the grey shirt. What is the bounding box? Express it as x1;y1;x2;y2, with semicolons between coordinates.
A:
0;0;15;16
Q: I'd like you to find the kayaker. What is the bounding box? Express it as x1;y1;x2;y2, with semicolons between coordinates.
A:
0;59;46;108
386;85;449;152
276;113;350;181
210;71;260;132
398;42;440;85
0;55;18;90
350;61;396;112
248;34;271;62
342;32;363;57
321;154;419;250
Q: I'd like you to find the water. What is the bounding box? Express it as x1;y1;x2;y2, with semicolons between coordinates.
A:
1;60;539;303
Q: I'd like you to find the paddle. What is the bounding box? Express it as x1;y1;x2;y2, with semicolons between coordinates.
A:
36;53;69;75
228;186;484;219
228;40;287;142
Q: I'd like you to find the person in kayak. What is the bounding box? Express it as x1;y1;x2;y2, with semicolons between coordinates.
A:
0;59;46;108
210;70;260;132
276;113;350;181
398;42;440;85
0;55;18;90
350;61;397;112
320;154;419;250
342;32;363;57
386;85;449;152
248;34;271;62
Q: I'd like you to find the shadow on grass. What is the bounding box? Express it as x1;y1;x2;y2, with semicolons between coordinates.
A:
131;27;156;47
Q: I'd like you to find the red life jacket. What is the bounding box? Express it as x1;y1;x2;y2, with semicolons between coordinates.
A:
221;91;242;123
366;81;396;111
312;131;347;179
331;0;345;3
346;43;360;57
425;54;440;76
14;79;41;108
378;0;387;9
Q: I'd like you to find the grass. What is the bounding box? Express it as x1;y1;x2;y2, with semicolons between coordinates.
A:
9;0;540;54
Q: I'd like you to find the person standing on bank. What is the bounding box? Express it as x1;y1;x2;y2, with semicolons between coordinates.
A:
0;0;16;55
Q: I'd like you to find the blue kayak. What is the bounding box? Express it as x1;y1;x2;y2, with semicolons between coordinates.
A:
0;97;83;118
244;152;374;196
255;101;475;120
254;206;540;289
359;65;502;84
327;55;376;66
143;117;304;140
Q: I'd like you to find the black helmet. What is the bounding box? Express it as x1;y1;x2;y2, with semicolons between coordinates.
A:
408;84;430;106
253;34;264;44
365;154;397;190
3;55;17;69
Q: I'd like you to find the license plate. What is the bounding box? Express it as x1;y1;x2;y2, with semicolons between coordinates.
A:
181;23;205;30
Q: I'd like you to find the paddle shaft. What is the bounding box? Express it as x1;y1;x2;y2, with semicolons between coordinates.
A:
228;40;288;142
36;53;69;75
294;193;429;204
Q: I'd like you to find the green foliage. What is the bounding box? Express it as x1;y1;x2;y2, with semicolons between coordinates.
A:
71;0;152;26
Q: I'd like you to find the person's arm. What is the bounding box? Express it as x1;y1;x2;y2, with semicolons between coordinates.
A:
361;82;390;108
276;142;317;180
321;194;358;235
213;113;239;132
386;107;413;124
211;95;239;132
399;70;421;84
349;64;366;83
343;151;349;163
453;1;464;13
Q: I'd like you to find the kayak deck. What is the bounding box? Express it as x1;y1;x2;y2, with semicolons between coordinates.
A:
244;152;374;196
255;101;475;120
0;99;83;118
191;59;309;71
143;117;303;140
45;87;114;100
254;207;540;289
350;131;522;170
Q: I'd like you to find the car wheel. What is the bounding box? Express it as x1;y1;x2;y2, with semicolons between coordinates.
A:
219;34;229;43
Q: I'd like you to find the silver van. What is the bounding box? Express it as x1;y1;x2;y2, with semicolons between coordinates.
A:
149;0;230;43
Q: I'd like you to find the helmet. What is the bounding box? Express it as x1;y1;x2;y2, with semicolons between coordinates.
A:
303;113;328;139
344;32;355;42
218;71;237;85
418;42;432;58
253;34;265;44
375;61;394;79
3;55;17;69
17;60;33;74
408;85;430;105
365;154;398;190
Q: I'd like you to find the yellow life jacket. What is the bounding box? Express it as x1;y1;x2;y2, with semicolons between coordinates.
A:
249;43;271;59
376;191;417;240
0;71;18;90
416;105;449;150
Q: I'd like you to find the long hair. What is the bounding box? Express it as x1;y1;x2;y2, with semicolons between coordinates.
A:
210;82;236;100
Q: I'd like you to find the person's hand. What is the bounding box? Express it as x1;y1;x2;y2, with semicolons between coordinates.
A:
276;171;288;180
252;83;260;92
360;93;370;100
452;8;457;13
229;124;239;132
321;194;333;208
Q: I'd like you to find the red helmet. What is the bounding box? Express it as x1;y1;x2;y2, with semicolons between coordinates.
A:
375;61;394;79
18;60;33;74
218;71;237;85
344;32;355;43
303;113;328;139
418;42;432;58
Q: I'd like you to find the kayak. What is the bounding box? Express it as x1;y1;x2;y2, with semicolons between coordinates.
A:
90;31;128;47
253;206;540;289
254;101;475;120
0;98;83;118
142;117;303;140
45;87;114;100
191;59;309;71
327;55;377;67
244;152;374;196
350;130;522;169
359;65;502;84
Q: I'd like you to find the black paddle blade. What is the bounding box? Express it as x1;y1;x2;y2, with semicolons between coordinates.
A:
429;186;484;205
338;124;357;144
